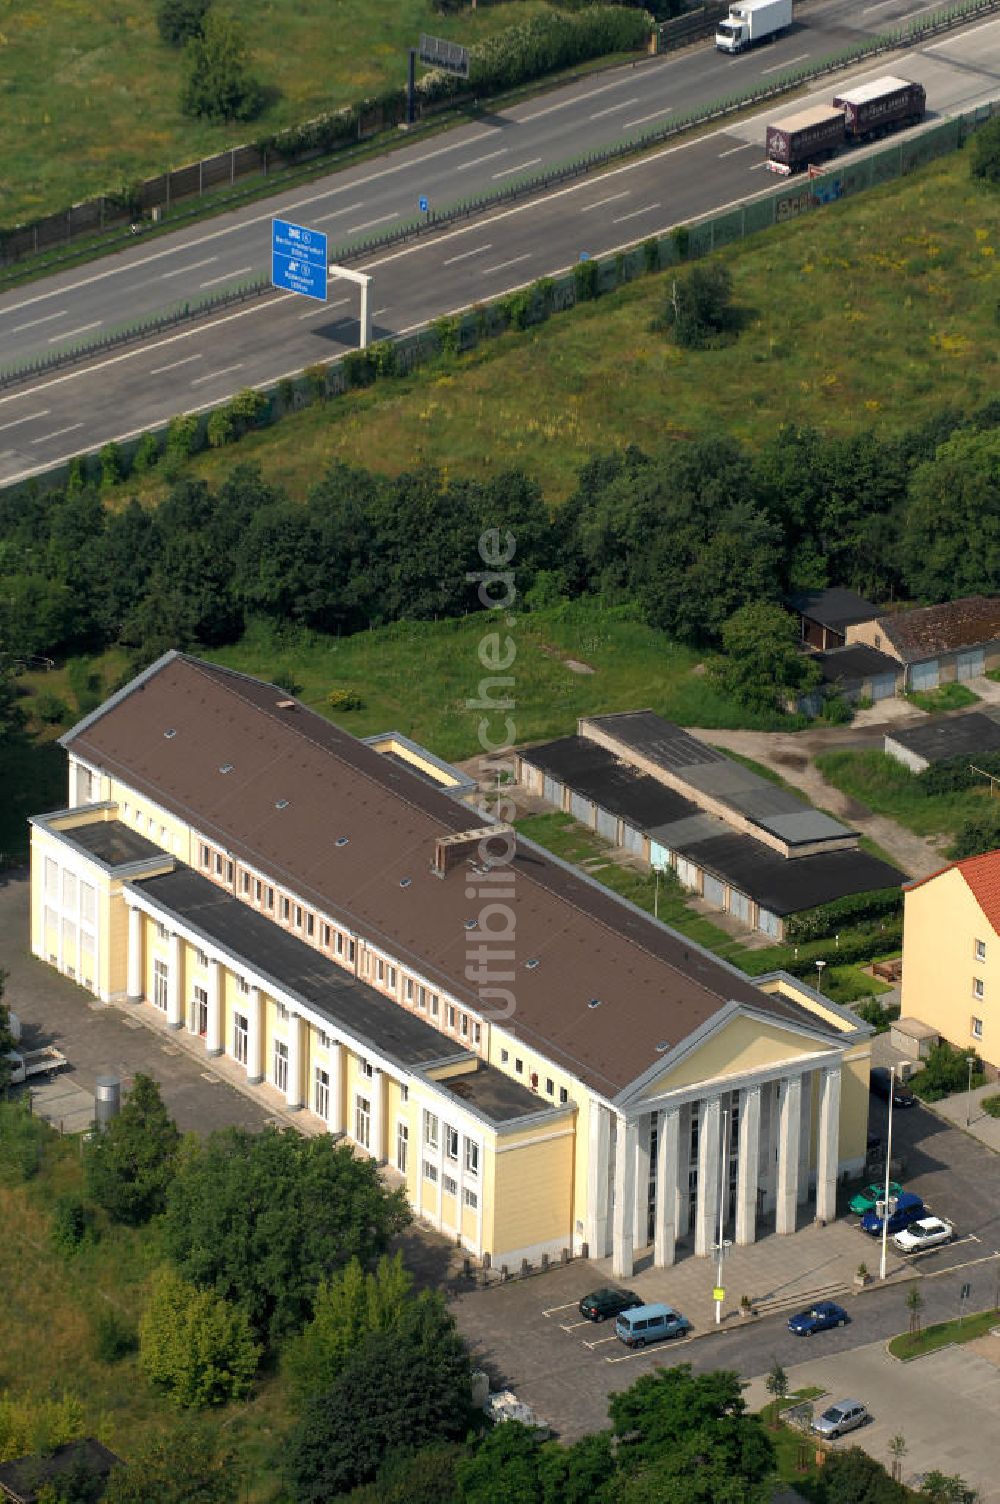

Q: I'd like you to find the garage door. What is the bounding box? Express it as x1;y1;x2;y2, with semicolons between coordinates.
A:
957;649;985;681
595;806;618;844
758;907;780;937
622;822;645;855
703;874;725;909
570;792;594;826
543;776;563;809
650;841;671;871
871;672;897;702
729;889;751;922
676;857;699;891
911;660;939;692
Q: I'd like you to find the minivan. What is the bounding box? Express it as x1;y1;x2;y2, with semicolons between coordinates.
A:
614;1302;691;1349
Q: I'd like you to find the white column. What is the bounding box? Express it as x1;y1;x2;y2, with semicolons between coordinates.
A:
586;1101;612;1259
654;1106;679;1268
246;986;263;1084
166;932;183;1029
736;1083;761;1247
815;1064;842;1223
329;1041;344;1133
633;1114;651;1250
612;1114;637;1280
205;959;222;1056
675;1103;692;1243
694;1096;721;1257
762;1081;780;1214
286;1013;303;1110
798;1070;813;1204
370;1070;384;1161
127;906;143;1002
776;1074;802;1235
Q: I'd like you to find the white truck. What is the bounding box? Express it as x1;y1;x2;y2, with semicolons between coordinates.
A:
715;0;793;53
4;1012;67;1086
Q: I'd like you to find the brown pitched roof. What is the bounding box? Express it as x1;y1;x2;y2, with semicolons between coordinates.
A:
62;654;841;1098
878;596;1000;663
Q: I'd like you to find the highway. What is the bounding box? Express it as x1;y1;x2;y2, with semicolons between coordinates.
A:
1;12;998;488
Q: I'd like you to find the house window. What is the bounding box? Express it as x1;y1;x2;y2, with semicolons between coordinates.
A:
976;939;987;963
265;887;274;911
396;1122;409;1175
214;853;223;877
423;1160;438;1184
315;1068;330;1120
255;879;262;903
361;1059;374;1079
237;977;250;995
348;940;356;963
442;1174;457;1197
447;1004;456;1029
405;979;414;1003
387;966;397;989
280;896;290;921
273;1040;289;1094
465;1140;479;1177
80;882;95;925
376;958;385;983
241;872;251;895
460;1013;469;1038
322;923;331;947
335;932;344;957
546;1078;554;1096
473;1022;481;1046
195;949;208;967
155;921;168;941
500;1049;509;1065
430;993;439;1018
193;985;208;1036
304;912;313;938
445;1127;459;1161
45;857;58;899
62;871;77;909
559;1087;569;1104
199;844;210;869
153;959;168;1012
463;1187;478;1210
400;1084;408;1103
277;1002;289;1021
318;1031;332;1050
355;1095;371;1150
973;1016;984;1040
974;977;985;1000
294;905;303;929
234;1013;248;1065
424;1112;439;1149
515;1058;524;1076
417;985;426;1010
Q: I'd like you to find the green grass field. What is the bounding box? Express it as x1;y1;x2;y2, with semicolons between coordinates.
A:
905;682;981;714
888;1308;999;1361
112;150;1000;506
0;0;550;226
816;748;993;843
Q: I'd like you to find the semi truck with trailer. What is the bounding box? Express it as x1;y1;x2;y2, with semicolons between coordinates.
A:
765;76;926;173
716;0;793;53
833;77;926;140
765;105;846;175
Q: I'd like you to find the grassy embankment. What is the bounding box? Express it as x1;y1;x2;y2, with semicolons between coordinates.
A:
816;749;995;846
2;0;550;225
108;149;1000;508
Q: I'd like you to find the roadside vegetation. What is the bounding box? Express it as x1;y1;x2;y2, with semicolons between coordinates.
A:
889;1307;999;1361
816;750;1000;856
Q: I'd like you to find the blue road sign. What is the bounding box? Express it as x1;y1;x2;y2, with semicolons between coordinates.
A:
272;218;328;302
419;195;429;213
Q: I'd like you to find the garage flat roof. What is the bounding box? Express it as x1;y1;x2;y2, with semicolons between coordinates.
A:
519;736;698;827
886;711;1000;764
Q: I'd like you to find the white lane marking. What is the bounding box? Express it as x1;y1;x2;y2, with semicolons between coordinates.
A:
862;0;901;11
623;107;674;129
605;1334;695;1362
492;157;542;179
190;362;244;386
590;96;640;121
48;321;101;343
12;310;66;332
456;148;509;171
612;202;661;223
541;1301;580;1316
298;296;350;318
749;160;770;170
348;211;399;233
200;266;253;287
0;130;500;318
31;422;82;445
442;243;493;266
373;306;389;316
313;202;365;223
0;409;49;432
558;1319;592;1332
149;354;203;375
719;141;754;157
762;51;809;72
583;1333;619;1349
162;256;218;279
518;74;642;124
581;191;630;212
927;14;1000;48
481;253;532;275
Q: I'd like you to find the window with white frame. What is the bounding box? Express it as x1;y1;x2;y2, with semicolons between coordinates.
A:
335;931;344;956
199;844;210;869
322;923;331;947
515;1058;524;1076
447;1004;456;1029
315;1068;330;1120
62;871;76;909
265;887;274;911
273;1040;289;1094
195;949;208;967
400;1084;408;1102
460;1013;469;1038
193;985;208;1035
976;939;986;962
500;1049;509;1064
423;1160;438;1183
545;1078;554;1096
306;913;315;938
156;921;168;941
464;1140;479;1177
361;1059;374;1079
237;977;250;995
387;966;397;989
80;882;96;925
234;1013;248;1065
445;1126;459;1161
318;1031;332;1050
405;979;414;1003
973;1016;984;1040
559;1086;569;1104
430;993;439;1018
255;879;263;903
396;1121;409;1175
974;977;985;999
153;959;168;1012
424;1111;439;1149
462;1187;478;1210
417;985;426;1010
280;896;290;921
277;1002;289;1021
473;1021;481;1046
442;1174;457;1197
348;939;356;963
241;871;251;895
214;853;223;877
376;958;385;983
355;1094;371;1150
294;905;303;929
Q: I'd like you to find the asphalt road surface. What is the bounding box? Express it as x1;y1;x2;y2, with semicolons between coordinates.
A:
1;12;998;487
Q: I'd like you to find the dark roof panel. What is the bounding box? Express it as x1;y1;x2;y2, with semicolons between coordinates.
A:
56;819;164;868
815;645;902;685
520;737;697;827
787;588;878;632
886;711;1000;763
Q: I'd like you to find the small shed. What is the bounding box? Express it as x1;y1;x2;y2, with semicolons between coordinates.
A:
787;588;877;651
889;1016;939;1062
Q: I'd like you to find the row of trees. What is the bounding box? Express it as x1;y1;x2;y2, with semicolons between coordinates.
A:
4;404;1000;675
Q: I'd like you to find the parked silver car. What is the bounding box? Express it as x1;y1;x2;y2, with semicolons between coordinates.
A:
811;1399;869;1439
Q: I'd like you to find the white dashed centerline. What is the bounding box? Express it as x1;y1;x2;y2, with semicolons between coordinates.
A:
348;211;400;233
492;158;542;179
623;106;674;129
762;51;809;72
0;409;49;433
31;422;83;445
200;266;253;287
581;191;630;212
11;310;67;333
442;243;493;266
190;362;244;386
719;141;754;157
149;354;203;376
313;202;366;223
481;253;532;276
456;148;509;171
612;201;661;224
48;321;101;343
161;256;218;279
590;96;639;121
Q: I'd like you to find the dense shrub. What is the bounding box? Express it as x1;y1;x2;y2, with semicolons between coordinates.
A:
853;998;897;1034
908;1041;984;1102
132;432;161;473
467;7;652;95
181;12;264;124
84;1074;181;1225
140;1266;261;1407
327;687;364;712
157;0;212;46
982;1093;1000;1119
166;413;201;457
919;750;1000;795
91;1308;139;1364
658;262;736;348
786;889;903;943
50;1195;93;1255
971;113;1000;186
34;692;71;726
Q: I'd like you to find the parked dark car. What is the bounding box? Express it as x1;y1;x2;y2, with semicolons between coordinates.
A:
861;1191;925;1236
578;1287;642;1323
787;1301;850;1336
869;1067;915;1107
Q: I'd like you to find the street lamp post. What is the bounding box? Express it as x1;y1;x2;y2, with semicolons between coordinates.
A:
815;960;826;995
967;1055;975;1128
713;1108;733;1326
879;1064;896;1281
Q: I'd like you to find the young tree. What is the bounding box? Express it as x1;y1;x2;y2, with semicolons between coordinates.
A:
103;1426;239;1504
139;1265;261;1407
824;1447;908;1503
919;1472;979;1503
906;1286;924;1337
283;1252;412;1402
710;602;821;713
84;1073;180;1225
181;12;264;123
661;263;736;349
764;1360;789;1429
888;1434;907;1483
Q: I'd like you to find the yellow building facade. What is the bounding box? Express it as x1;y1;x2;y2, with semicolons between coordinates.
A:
902;853;1000;1072
30;653;872;1275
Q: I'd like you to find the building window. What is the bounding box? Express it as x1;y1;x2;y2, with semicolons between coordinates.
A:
80;882;95;925
445;1126;459;1161
545;1078;554;1096
376;958;385;983
430;993;439;1018
473;1021;481;1046
463;1187;478;1210
273;1041;289;1094
155;921;168;941
280;896;290;922
45;857;58;899
318;1031;332;1050
315;1068;330;1120
255;879;262;903
195;949;208;967
304;912;314;938
265;887;274;911
559;1087;569;1105
976;939;987;963
294;905;303;930
199;844;210;869
214;853;223;877
396;1122;409;1175
423;1160;438;1184
241;871;251;895
193;985;208;1036
234;1013;248;1065
355;1095;371;1150
417;985;426;1010
442;1174;457;1197
447;1004;456;1029
405;978;414;1003
465;1140;479;1176
153;959;168;1012
973;1016;984;1040
400;1084;408;1103
361;1059;374;1079
424;1112;439;1150
335;931;345;957
237;977;250;995
322;923;331;948
501;1049;509;1065
348;940;356;963
460;1013;469;1038
387;966;397;989
974;977;985;999
515;1058;523;1076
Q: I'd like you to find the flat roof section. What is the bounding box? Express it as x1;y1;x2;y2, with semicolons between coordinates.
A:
886;711;1000;764
53;819;165;869
815;645;901;684
131;867;470;1074
520;737;698;828
435;1062;563;1125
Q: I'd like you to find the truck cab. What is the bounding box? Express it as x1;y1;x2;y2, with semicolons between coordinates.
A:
715;13;749;51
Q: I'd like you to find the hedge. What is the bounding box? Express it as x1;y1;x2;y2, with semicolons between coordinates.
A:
919;750;1000;795
785;887;903;944
784;921;903;976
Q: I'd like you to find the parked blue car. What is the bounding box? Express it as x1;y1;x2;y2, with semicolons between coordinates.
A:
787;1301;850;1336
860;1191;925;1236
